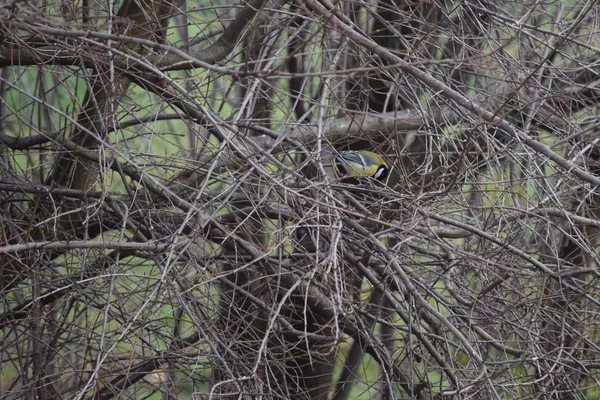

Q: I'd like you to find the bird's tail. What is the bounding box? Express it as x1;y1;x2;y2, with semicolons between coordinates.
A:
321;146;336;156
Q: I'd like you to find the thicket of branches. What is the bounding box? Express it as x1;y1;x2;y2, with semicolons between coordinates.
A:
1;0;600;398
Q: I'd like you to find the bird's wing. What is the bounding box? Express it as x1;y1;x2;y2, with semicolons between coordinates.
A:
337;152;364;166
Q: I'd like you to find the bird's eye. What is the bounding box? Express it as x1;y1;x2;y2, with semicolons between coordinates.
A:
374;166;388;181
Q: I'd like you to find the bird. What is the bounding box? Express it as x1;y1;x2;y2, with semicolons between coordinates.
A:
323;149;389;183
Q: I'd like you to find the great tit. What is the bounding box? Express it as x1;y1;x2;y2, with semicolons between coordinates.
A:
324;149;389;182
